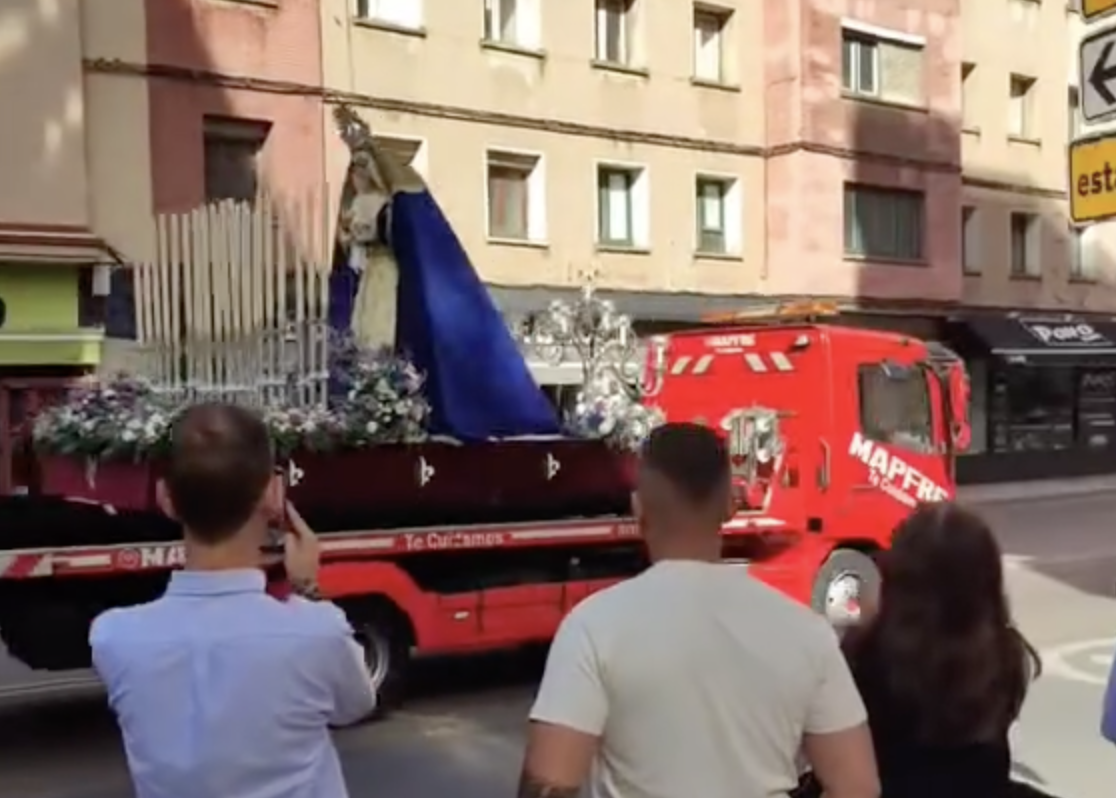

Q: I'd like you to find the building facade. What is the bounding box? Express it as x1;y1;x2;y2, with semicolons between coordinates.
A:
139;0;326;212
319;0;767;316
0;0;127;373
6;0;1113;482
949;0;1116;482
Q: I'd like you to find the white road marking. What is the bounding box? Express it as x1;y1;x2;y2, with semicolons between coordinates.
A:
0;675;102;701
1041;637;1116;686
1001;551;1116;570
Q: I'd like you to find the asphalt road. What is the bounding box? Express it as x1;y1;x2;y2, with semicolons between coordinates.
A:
3;492;1116;798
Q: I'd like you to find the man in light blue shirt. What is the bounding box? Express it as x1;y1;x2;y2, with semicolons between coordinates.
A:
90;403;375;798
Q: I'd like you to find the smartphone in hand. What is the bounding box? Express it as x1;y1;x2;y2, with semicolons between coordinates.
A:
262;465;291;594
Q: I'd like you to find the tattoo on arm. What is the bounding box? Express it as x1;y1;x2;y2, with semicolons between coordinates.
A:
516;772;581;798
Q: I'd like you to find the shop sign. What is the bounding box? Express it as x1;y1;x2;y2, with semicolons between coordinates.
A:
1083;0;1116;22
1070;134;1116;223
1021;321;1112;347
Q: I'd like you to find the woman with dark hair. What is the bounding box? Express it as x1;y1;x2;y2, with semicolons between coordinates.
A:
842;501;1043;798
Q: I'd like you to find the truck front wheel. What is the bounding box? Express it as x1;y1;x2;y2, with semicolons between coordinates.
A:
810;549;880;629
349;605;412;720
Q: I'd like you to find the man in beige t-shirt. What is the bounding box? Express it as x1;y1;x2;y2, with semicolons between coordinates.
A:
518;423;879;798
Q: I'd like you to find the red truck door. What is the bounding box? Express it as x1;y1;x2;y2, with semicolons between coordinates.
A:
840;343;952;538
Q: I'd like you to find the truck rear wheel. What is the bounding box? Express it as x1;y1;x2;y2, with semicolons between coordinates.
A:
810;549;880;628
349;606;411;720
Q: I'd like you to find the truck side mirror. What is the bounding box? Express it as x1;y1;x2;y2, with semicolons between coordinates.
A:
947;365;971;451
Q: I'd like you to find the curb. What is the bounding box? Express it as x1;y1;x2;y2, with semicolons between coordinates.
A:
959;479;1116;506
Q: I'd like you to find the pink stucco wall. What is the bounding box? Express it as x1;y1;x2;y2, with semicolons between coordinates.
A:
763;0;963;303
145;0;325;213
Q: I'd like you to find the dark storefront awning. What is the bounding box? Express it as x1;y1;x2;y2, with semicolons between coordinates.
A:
955;316;1116;364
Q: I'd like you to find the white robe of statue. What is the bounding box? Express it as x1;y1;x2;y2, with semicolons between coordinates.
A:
346;169;398;351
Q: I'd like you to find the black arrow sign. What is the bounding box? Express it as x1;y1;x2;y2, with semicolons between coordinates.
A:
1090;41;1116;106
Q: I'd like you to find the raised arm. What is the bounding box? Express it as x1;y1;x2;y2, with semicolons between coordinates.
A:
519;613;608;797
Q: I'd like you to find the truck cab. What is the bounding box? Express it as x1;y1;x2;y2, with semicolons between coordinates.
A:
649;305;970;622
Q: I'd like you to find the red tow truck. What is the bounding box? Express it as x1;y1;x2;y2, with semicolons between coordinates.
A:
0;306;969;714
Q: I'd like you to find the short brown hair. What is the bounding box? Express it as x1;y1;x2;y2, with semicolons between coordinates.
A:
639;422;730;506
163;403;274;544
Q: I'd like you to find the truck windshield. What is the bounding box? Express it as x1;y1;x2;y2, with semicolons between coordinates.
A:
857;365;934;454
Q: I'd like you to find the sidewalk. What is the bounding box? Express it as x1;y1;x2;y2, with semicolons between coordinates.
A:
958;474;1116;505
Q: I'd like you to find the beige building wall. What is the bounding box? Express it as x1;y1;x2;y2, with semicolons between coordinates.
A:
82;0;155;265
0;0;90;244
961;0;1114;311
0;0;153;372
0;0;151;261
319;0;766;297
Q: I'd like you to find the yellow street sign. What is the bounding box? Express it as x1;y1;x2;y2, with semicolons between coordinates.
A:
1084;0;1116;21
1070;134;1116;223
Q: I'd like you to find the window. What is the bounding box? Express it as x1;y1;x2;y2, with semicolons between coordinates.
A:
841;33;877;95
1070;225;1097;281
962;205;980;274
843;185;924;261
991;367;1075;453
841;25;924;105
595;0;635;65
693;7;729;83
203;117;270;203
1077;369;1116;449
694;175;741;255
483;0;540;48
961;63;976;130
1009;212;1040;277
354;0;423;29
486;150;545;242
1009;75;1036;139
597;164;648;248
858;364;934;454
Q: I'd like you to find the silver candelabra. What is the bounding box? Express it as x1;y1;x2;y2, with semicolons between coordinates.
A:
517;280;667;398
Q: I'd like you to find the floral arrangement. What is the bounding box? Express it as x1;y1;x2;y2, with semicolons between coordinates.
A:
334;345;430;446
566;371;664;451
262;343;431;457
32;373;175;462
32;345;433;463
32;331;652;461
261;405;347;460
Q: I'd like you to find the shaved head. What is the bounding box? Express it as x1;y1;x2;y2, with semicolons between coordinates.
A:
635;423;731;540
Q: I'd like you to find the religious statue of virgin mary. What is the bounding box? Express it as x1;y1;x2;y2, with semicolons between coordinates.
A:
327;106;560;441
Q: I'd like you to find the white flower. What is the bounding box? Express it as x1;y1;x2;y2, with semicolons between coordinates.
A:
365;420;379;434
